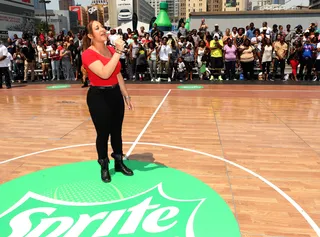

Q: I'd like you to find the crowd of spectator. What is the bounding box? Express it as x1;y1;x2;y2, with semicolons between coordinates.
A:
0;20;319;89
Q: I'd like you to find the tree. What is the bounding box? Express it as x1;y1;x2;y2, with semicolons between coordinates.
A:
35;20;47;35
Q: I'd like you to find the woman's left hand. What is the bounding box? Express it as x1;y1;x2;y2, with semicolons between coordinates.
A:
125;97;134;110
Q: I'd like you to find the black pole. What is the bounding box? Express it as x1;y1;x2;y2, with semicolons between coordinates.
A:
44;1;48;35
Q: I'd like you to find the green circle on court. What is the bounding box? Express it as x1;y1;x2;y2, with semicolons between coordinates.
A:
0;161;240;236
177;85;204;90
47;84;71;90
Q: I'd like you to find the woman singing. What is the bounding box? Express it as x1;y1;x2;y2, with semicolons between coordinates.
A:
82;21;134;183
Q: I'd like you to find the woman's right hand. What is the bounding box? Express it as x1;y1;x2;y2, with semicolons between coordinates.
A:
114;37;125;52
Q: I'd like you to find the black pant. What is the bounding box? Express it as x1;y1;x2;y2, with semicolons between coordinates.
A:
273;58;285;79
262;61;271;75
225;61;236;80
87;85;124;161
299;57;313;81
15;63;24;81
120;58;128;79
0;67;11;88
240;61;254;80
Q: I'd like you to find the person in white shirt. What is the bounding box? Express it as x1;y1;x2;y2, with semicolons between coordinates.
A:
177;57;186;82
7;52;13;83
156;36;172;82
315;41;320;81
0;40;11;89
260;22;272;37
108;29;119;46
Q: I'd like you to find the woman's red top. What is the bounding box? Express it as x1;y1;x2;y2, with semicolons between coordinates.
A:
82;46;121;86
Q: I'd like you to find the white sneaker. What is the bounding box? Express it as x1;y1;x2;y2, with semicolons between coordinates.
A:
168;78;171;82
156;77;161;82
151;78;155;82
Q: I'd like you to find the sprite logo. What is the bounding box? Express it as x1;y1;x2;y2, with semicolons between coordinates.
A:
1;184;203;236
0;160;240;236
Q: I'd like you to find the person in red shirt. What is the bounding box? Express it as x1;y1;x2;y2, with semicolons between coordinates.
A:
82;21;134;183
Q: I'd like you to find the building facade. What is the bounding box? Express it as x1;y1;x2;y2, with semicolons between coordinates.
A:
59;0;75;10
273;0;284;4
179;0;187;19
190;9;320;31
54;10;78;32
0;0;35;40
147;0;175;20
34;0;45;10
181;0;207;19
35;9;68;34
207;0;223;12
69;6;88;26
87;5;105;25
133;0;155;24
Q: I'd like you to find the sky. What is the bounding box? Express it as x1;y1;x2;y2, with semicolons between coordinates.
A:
46;0;309;10
47;0;92;10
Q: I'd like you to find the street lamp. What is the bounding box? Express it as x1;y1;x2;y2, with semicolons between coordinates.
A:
39;0;51;35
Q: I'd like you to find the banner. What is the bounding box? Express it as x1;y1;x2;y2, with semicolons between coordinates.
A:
8;31;23;39
87;6;98;22
132;13;138;31
117;0;133;25
226;0;236;7
0;14;34;33
11;0;34;6
70;6;81;21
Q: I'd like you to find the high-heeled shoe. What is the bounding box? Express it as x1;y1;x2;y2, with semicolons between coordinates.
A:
98;159;111;183
111;153;134;176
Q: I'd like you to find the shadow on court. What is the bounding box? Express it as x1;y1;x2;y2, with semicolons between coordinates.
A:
109;153;167;174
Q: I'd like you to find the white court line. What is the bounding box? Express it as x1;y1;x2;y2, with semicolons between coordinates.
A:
0;141;319;236
125;89;171;159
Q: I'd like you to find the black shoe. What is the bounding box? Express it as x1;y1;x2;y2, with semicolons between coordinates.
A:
111;153;134;176
98;159;111;183
6;86;11;89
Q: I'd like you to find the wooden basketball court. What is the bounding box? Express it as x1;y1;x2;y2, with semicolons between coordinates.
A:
0;83;319;237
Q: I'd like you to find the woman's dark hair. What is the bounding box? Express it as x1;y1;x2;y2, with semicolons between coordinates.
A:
238;28;245;34
148;41;154;49
122;33;129;41
82;21;95;51
171;40;176;48
243;38;251;46
263;37;271;46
